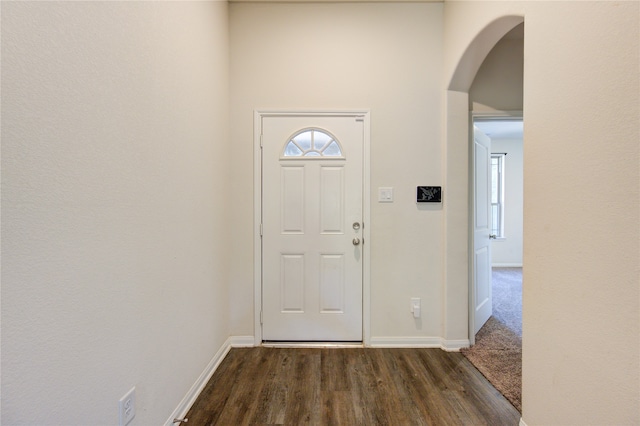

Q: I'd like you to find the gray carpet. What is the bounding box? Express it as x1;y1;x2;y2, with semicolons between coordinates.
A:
461;267;522;412
492;268;522;337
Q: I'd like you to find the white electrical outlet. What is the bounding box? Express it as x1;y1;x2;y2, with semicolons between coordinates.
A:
410;298;421;318
119;387;136;426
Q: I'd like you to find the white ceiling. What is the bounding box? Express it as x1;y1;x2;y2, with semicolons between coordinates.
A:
474;119;523;140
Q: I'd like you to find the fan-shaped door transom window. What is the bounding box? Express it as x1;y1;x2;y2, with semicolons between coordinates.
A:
283;129;344;158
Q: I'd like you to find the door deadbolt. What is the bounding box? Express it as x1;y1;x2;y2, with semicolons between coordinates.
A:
353;222;361;231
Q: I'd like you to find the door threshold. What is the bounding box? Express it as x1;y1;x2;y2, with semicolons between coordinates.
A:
262;341;364;348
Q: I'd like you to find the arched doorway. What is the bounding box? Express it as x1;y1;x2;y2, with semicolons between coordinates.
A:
443;14;525;411
444;13;524;342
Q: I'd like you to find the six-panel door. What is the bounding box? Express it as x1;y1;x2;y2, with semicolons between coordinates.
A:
261;115;363;341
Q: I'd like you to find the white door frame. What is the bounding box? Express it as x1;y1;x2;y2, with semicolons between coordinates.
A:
254;110;371;346
469;111;522;345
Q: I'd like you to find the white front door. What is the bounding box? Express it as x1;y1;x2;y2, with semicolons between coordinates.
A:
473;126;492;335
261;114;364;341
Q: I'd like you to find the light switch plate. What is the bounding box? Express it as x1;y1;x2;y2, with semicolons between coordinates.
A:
378;187;393;202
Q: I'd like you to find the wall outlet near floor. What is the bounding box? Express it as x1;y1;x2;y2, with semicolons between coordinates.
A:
410;298;421;318
119;387;136;426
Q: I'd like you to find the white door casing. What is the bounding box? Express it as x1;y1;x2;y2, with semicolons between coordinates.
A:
256;112;369;342
472;125;493;335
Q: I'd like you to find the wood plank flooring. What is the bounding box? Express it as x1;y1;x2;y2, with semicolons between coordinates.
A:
184;347;521;425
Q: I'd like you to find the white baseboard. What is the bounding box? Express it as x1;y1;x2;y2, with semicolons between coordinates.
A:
229;335;255;347
441;339;471;352
369;337;470;351
164;336;255;426
492;263;523;268
519;417;527;426
370;336;442;348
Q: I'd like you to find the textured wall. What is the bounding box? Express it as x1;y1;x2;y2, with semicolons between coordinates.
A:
522;2;639;423
3;1;638;424
444;1;639;424
1;2;230;424
229;2;445;341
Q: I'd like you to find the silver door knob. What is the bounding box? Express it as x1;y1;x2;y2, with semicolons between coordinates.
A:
352;238;361;246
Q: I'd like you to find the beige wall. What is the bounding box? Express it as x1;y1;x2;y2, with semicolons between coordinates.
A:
229;2;446;341
469;24;524;113
444;1;639;424
522;3;638;423
1;2;230;424
2;1;638;424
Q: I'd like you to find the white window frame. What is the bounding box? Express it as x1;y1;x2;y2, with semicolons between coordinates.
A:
491;153;506;239
282;128;345;159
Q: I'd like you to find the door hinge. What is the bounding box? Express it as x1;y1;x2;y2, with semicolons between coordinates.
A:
260;311;263;325
260;134;264;148
260;223;263;237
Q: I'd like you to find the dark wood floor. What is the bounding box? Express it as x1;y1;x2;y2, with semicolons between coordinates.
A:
184;347;521;425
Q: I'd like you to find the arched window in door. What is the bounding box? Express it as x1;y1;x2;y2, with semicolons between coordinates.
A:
282;129;344;158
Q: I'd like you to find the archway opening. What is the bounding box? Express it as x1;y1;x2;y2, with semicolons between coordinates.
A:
444;14;525;412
